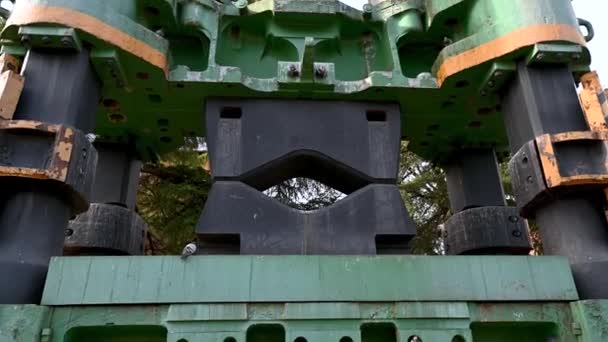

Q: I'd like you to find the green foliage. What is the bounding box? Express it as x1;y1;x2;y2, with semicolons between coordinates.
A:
137;148;210;254
398;145;450;254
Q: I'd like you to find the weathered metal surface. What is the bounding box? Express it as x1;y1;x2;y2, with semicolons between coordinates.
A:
571;300;608;342
579;72;608;131
503;64;608;299
0;70;24;120
198;182;415;254
205;99;401;186
0;120;98;214
0;49;100;304
1;301;599;341
0;0;590;161
41;255;578;305
445;206;532;255
65;203;147;256
201;99;413;255
443;149;506;212
90;143;142;210
0;305;50;342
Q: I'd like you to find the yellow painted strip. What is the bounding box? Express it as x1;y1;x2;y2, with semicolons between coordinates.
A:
437;24;586;86
6;3;168;75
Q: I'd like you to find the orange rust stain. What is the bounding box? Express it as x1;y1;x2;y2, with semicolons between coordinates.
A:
7;3;168;76
579;72;608;132
0;167;49;180
537;132;608;187
437;24;586;86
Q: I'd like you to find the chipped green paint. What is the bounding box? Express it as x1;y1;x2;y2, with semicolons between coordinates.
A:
0;0;591;160
2;301;608;341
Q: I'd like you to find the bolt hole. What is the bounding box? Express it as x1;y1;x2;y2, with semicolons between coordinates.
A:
294;337;307;342
522;157;528;164
108;113;127;124
441;101;455;108
160;128;169;132
420;141;430;147
407;336;423;342
145;6;160;16
176;83;185;89
221;107;242;119
468;121;482;129
160;136;172;143
157;119;169;127
148;94;162;103
136;72;149;80
231;25;241;39
102;99;119;108
452;335;466;342
339;337;353;342
444;18;459;28
366;110;387;122
427;124;440;131
455;80;470;88
477;107;493;116
65;228;74;237
224;337;237;342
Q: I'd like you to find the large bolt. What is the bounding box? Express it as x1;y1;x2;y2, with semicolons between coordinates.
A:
314;65;327;79
20;35;31;46
41;36;51;45
61;37;73;48
287;64;299;78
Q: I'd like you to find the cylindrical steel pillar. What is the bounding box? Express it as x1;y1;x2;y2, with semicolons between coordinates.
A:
0;50;100;303
502;63;608;299
443;149;531;255
65;143;147;256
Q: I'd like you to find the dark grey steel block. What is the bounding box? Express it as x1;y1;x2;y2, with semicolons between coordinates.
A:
444;149;506;212
197;182;416;255
445;206;532;255
205;99;401;192
90;143;142;209
65;203;147;256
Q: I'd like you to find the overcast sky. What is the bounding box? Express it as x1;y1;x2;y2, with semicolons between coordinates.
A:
342;0;607;77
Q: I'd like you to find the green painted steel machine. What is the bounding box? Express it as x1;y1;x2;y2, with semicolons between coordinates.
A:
1;0;608;341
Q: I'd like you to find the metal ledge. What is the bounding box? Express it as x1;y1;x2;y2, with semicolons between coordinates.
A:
42;255;578;305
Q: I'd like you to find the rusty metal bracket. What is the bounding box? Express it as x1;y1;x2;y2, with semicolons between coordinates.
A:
536;131;608;188
0;120;97;214
579;71;608;131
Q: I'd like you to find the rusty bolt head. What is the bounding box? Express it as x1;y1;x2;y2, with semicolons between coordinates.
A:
315;65;327;79
287;64;299;78
20;35;31;45
61;36;73;48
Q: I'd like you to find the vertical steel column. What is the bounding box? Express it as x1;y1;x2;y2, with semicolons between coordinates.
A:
444;149;506;212
502;64;608;298
443;149;531;255
0;50;100;303
65;143;147;256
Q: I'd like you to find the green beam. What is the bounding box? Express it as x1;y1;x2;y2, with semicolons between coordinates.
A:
42;256;577;305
